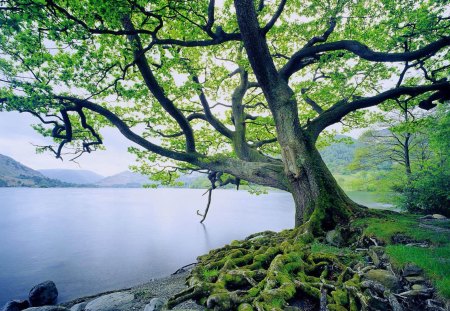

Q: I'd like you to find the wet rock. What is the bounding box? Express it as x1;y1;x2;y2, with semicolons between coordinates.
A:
432;214;446;220
69;302;87;311
325;230;343;247
412;284;427;291
365;269;400;290
23;307;68;311
425;299;447;311
398;288;433;298
84;292;134;311
368;247;382;266
143;298;167;311
361;280;385;294
29;281;58;307
2;300;29;311
391;234;416;245
366;294;389;311
368;251;380;266
387;293;403;311
402;264;423;277
405;276;426;283
420;214;447;220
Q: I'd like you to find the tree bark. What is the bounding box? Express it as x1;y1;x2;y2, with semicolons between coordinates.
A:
287;140;362;229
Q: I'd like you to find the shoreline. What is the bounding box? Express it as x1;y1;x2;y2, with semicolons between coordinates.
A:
59;270;204;311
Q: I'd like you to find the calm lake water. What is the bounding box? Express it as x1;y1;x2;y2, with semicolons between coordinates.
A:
0;188;389;305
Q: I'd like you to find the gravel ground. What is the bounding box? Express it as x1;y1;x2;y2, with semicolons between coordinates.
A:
61;271;204;310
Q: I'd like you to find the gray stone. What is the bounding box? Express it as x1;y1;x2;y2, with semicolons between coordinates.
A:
29;281;58;307
432;214;447;219
368;248;380;266
365;269;400;290
402;264;423;277
2;300;29;311
69;302;87;311
405;276;426;283
325;229;343;247
412;284;427;291
143;298;167;311
84;292;134;311
23;307;68;311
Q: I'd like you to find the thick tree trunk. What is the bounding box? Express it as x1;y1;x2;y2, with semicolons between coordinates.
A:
287;142;362;229
233;0;365;231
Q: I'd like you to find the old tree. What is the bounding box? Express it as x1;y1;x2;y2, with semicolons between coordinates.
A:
1;0;449;309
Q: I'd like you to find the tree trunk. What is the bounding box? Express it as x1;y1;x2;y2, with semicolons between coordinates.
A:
287;142;362;229
272;100;362;230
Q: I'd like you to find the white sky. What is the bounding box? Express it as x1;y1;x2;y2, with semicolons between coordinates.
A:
0;111;135;176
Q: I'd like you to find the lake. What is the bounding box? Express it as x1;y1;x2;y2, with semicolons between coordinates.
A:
0;188;389;305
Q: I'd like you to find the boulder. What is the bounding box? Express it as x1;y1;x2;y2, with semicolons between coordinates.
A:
402;264;423;277
69;302;87;311
432;214;447;220
365;269;400;290
325;230;344;247
405;276;426;283
29;281;58;307
23;307;68;311
143;298;167;311
84;292;134;311
412;284;427;291
2;300;29;311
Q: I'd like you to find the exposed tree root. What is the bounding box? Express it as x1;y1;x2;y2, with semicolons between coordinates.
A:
169;210;447;310
167;218;379;311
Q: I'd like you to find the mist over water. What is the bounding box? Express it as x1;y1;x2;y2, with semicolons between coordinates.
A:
0;188;294;305
0;188;389;305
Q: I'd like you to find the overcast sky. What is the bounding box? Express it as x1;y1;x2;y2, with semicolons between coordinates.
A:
0;111;136;176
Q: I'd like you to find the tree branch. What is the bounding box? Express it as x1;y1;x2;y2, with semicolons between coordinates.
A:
308;81;450;139
121;16;196;152
281;36;450;80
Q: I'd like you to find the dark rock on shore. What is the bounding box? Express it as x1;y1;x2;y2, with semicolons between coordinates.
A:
29;281;58;307
24;307;68;311
1;300;29;311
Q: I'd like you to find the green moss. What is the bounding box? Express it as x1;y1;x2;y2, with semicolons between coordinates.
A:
331;289;349;305
201;268;219;280
237;303;254;311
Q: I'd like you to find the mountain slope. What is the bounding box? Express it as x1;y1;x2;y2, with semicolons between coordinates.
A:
39;169;104;184
0;154;72;187
95;171;149;188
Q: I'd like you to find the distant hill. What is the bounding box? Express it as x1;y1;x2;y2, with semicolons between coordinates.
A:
95;171;150;188
39;169;104;184
0;154;72;187
319;136;360;174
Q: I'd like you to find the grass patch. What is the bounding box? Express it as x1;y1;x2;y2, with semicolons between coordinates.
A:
353;212;450;299
354;213;449;245
386;245;450;299
311;241;357;256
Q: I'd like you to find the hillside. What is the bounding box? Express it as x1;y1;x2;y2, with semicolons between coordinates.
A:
39;169;104;185
0;154;72;187
319;136;360;174
95;171;150;188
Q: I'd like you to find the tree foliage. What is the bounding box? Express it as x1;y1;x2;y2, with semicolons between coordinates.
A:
0;0;449;224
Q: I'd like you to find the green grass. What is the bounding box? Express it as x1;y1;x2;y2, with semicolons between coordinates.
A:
386;245;450;299
353;213;449;245
353;212;450;299
310;241;356;256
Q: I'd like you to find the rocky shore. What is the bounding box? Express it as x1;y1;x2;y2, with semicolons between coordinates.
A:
2;270;204;311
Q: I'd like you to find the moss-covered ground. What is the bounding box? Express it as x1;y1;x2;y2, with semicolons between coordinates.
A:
169;211;449;310
353;212;450;300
